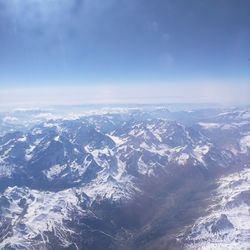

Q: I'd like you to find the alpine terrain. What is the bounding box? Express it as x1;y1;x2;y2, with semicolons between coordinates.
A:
0;106;250;250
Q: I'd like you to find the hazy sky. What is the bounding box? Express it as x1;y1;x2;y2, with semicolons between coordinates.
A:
0;0;250;105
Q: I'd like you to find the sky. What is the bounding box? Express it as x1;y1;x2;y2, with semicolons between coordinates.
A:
0;0;250;106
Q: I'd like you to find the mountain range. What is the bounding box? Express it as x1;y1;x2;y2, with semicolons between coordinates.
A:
0;107;250;250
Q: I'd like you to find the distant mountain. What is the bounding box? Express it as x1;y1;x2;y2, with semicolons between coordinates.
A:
0;107;250;249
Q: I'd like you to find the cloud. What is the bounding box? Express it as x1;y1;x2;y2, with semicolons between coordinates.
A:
0;82;249;108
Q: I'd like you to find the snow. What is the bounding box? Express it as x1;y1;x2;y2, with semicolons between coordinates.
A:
193;145;210;164
25;145;35;161
177;153;190;165
3;116;18;123
34;112;60;120
43;164;66;180
108;135;126;146
0;165;14;177
85;146;114;170
83;172;140;202
43;157;93;181
138;156;155;176
1;144;14;159
74;147;80;154
1;108;250;249
0;187;87;249
199;122;221;129
25;138;43;161
54;135;60;141
240;134;250;153
184;168;250;250
115;157;127;180
17;136;27;142
221;124;236;130
32;128;43;135
241;112;250;119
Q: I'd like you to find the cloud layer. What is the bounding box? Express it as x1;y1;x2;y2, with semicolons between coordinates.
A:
1;82;249;108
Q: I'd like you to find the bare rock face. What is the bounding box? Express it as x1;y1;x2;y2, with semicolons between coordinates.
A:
211;214;234;233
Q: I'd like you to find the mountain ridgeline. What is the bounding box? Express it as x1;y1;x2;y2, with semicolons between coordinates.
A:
0;107;250;250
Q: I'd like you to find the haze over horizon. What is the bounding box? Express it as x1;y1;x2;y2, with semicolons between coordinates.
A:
0;0;250;105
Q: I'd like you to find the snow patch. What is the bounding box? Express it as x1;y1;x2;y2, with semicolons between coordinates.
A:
240;134;250;153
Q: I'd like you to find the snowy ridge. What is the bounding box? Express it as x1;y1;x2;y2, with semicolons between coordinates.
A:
0;186;87;249
184;168;250;250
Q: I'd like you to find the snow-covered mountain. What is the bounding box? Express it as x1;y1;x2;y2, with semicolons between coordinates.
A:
0;107;249;249
181;168;250;250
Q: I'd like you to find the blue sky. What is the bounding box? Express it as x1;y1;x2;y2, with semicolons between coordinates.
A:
0;0;250;105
